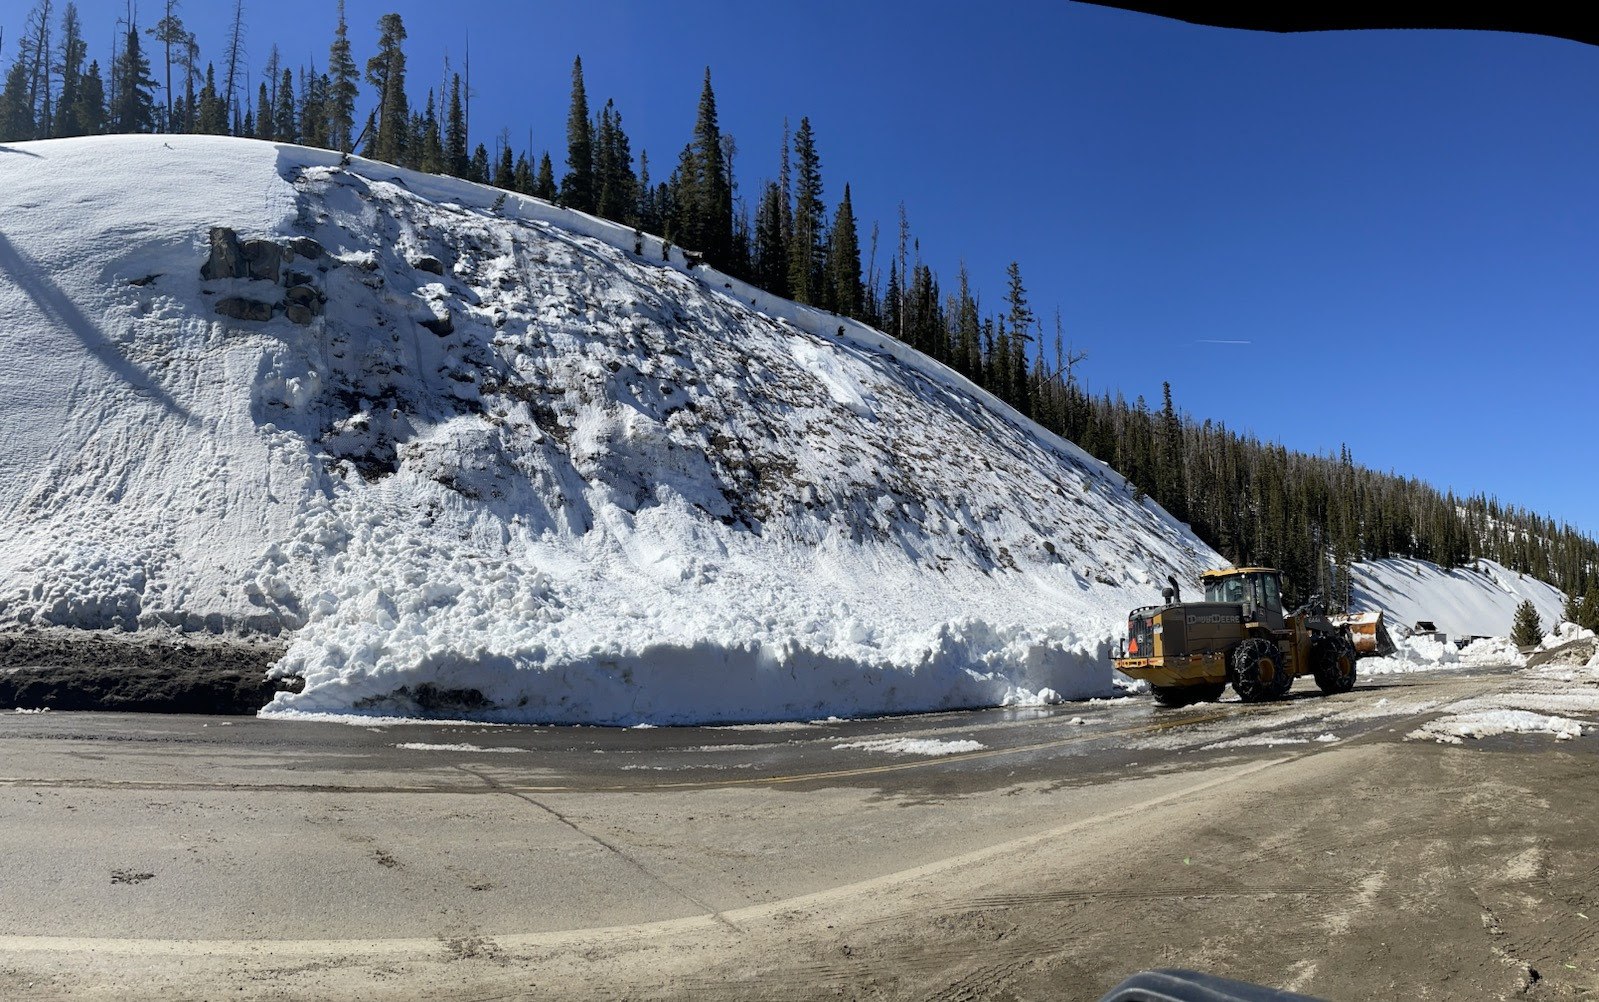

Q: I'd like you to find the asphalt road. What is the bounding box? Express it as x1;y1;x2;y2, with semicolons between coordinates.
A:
3;665;1595;1001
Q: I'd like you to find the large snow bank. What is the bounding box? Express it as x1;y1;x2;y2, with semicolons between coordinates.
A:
0;136;1219;723
1350;557;1566;642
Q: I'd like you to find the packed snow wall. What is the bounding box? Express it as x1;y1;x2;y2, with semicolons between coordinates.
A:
0;136;1221;722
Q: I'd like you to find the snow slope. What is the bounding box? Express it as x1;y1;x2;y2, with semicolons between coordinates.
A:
1350;556;1567;642
0;135;1220;723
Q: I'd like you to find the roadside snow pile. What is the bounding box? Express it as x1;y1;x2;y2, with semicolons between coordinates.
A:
1358;634;1465;675
0;135;1218;724
1351;557;1566;643
1458;636;1525;665
1537;622;1596;652
1361;628;1538;675
1408;639;1599;744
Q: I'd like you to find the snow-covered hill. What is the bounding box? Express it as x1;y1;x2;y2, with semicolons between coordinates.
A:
0;136;1219;723
1351;556;1566;642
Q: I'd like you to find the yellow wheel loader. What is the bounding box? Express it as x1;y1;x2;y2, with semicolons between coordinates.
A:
1110;567;1358;707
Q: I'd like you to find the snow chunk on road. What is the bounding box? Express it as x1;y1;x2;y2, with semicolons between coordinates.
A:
1409;710;1585;744
394;742;527;753
834;737;986;756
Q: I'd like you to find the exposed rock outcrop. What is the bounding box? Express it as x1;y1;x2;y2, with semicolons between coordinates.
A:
200;227;246;280
200;226;329;326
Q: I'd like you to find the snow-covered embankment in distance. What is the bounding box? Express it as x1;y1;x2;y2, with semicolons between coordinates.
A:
0;135;1220;723
1351;556;1566;644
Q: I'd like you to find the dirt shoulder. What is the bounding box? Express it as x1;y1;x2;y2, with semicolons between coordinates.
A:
0;629;295;713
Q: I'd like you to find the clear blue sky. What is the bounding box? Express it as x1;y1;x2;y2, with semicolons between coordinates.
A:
33;1;1599;536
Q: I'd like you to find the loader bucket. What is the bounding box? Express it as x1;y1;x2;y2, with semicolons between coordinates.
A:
1329;610;1397;658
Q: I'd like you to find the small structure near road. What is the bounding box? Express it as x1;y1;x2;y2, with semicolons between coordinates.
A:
1412;620;1447;646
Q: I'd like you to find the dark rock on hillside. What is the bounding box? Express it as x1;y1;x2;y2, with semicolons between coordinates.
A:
200;226;246;280
215;297;275;322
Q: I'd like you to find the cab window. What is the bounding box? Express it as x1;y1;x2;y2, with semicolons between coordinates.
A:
1204;576;1248;604
1260;573;1282;615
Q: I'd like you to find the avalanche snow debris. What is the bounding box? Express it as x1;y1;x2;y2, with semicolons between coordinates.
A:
1;136;1222;724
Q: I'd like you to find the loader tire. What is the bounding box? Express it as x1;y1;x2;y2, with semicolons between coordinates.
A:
1192;682;1227;703
1150;685;1193;708
1231;637;1290;702
1312;634;1359;694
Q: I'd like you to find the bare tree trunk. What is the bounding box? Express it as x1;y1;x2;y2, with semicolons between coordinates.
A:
28;1;55;139
223;0;244;125
162;0;175;131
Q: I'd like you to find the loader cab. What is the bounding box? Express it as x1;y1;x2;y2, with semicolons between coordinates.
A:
1201;568;1286;632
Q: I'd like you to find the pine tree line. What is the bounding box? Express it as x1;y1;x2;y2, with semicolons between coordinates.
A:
7;4;1595;608
1026;376;1599;608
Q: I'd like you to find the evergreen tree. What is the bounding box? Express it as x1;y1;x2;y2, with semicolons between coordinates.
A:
753;180;789;297
1511;599;1543;647
416;89;442;172
195;61;223;133
1158;381;1190;523
672;68;730;263
273;67;296;143
443;73;467;177
53;2;87;137
955;264;982;379
112;24;156;133
254;80;271;138
882;262;901;346
560;55;593;212
73;56;104;134
0;59;33;141
787;117;825;304
401;107;423;168
1002;262;1034;413
495;142;515;188
594;98;636;224
301;70;329;148
534;151;557;200
825;183;862;318
1562;587;1599;631
469;142;489;184
364;13;408;164
326;0;358;151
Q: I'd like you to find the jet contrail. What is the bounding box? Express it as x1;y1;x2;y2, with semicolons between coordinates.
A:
1195;339;1252;344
